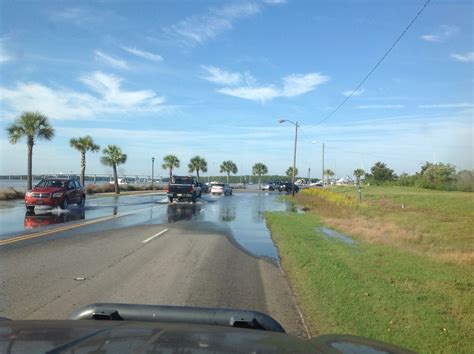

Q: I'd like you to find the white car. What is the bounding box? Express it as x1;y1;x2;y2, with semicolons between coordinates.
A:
210;183;232;196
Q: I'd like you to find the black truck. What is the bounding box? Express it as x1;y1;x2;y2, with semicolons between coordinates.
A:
167;176;201;203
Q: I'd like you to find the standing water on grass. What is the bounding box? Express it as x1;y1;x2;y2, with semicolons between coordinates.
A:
318;226;357;245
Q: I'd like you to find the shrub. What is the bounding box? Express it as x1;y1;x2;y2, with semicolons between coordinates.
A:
0;187;24;200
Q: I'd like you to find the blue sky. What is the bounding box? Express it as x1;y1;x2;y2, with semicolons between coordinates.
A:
1;0;472;179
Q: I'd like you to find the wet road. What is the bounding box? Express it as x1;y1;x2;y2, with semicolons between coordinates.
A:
0;192;287;262
0;192;307;336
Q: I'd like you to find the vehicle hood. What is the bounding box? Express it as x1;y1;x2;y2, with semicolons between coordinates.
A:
0;320;414;353
30;187;65;193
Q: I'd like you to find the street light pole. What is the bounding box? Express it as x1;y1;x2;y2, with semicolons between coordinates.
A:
279;119;299;197
151;157;155;190
311;140;325;186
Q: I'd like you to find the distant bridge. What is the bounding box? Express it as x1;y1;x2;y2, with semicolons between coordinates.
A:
0;174;166;184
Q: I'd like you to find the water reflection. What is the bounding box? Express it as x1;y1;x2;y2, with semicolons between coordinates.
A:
167;203;200;223
24;209;86;229
220;208;236;222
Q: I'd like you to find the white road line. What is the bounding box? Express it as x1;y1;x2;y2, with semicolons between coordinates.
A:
200;208;206;212
142;228;168;243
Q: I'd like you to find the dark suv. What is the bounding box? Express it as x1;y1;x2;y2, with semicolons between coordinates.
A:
25;178;86;211
278;182;300;193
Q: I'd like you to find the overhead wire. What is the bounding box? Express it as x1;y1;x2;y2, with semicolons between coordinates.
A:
313;0;431;127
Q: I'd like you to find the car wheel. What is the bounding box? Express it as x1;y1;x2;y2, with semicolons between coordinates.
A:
78;195;85;207
168;196;173;203
60;197;69;210
191;194;196;203
26;206;35;212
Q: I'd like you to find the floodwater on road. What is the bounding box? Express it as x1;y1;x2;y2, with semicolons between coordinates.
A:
0;191;289;263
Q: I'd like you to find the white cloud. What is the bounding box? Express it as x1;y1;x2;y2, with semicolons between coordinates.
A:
342;88;365;97
203;67;329;102
420;34;441;42
163;2;262;46
282;73;330;97
0;71;166;120
201;66;242;85
121;46;163;62
94;50;129;70
356;104;404;109
0;38;12;63
262;0;287;4
419;102;474;109
450;52;474;63
79;71;163;107
218;86;280;102
420;25;459;43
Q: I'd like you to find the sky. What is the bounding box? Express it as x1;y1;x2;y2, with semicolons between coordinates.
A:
0;0;472;180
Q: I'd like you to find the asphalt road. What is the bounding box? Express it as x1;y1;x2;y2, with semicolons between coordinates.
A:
0;192;308;337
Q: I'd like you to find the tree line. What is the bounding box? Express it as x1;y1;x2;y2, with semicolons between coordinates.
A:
7;111;471;194
5;111;275;194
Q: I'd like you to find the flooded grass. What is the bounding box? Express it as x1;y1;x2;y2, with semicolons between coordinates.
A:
296;186;474;267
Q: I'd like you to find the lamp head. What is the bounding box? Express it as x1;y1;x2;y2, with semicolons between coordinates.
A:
278;119;286;123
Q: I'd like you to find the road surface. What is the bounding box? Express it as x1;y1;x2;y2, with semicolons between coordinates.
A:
0;192;308;337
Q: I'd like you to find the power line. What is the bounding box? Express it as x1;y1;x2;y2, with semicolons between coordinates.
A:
315;0;431;126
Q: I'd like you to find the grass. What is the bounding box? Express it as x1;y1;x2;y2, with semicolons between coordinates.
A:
267;212;473;353
0;187;24;200
85;183;164;194
297;186;474;267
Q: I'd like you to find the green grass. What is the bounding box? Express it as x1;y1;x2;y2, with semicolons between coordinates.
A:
267;212;473;353
297;186;474;266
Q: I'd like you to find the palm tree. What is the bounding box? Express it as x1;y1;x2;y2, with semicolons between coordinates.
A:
6;112;55;190
70;136;100;186
324;169;335;185
220;160;238;184
162;155;180;180
285;166;299;180
100;145;127;194
252;163;268;190
188;156;207;181
353;168;365;186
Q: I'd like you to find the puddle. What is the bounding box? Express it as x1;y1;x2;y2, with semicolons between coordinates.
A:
289;206;308;214
318;226;356;245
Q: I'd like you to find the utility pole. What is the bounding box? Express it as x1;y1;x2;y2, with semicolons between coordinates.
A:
292;121;298;196
151;157;155;190
279;119;299;197
322;143;325;186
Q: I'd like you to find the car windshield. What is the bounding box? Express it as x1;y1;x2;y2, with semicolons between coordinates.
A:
36;180;66;188
172;177;194;184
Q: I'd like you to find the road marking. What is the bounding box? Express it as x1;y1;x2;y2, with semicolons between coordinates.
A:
142;228;168;243
0;205;164;247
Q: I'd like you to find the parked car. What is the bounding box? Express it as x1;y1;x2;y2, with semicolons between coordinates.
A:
197;182;209;193
210;183;232;196
262;181;281;191
167;176;201;203
24;178;86;211
278;182;300;193
109;177;128;185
